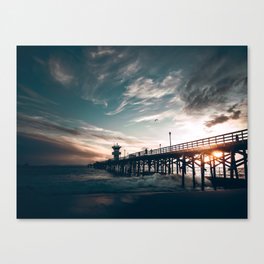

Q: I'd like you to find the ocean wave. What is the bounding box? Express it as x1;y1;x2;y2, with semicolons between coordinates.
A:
18;166;212;195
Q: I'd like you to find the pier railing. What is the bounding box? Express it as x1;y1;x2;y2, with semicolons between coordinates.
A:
122;129;247;159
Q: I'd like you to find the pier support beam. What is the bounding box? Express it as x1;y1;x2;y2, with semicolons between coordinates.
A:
223;152;226;178
156;160;159;173
201;154;205;191
192;156;196;188
182;156;186;188
243;150;248;181
213;156;216;178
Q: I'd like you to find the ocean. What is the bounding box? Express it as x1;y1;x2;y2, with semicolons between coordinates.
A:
17;166;248;218
17;165;213;196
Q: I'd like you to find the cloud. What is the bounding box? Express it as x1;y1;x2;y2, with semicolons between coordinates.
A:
17;132;106;165
90;47;115;59
17;113;81;136
107;71;183;115
77;48;141;107
125;72;181;100
226;103;241;119
17;112;152;164
105;100;128;115
133;114;160;123
78;121;145;146
205;115;229;128
91;98;108;107
49;58;75;85
18;112;145;146
231;110;241;120
118;60;140;79
18;84;57;106
205;103;243;128
132;110;175;123
33;56;45;65
177;47;247;113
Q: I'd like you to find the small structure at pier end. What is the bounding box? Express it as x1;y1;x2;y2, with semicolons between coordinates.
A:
112;143;121;161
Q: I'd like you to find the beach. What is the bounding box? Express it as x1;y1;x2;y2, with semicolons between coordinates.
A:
17;188;247;219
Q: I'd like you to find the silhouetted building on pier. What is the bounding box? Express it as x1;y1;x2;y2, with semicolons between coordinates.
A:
112;143;121;161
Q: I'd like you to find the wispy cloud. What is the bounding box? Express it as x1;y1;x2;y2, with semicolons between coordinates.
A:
17;112;152;164
49;58;75;86
118;60;141;80
105;100;128;115
90;47;115;59
68;48;141;107
17;132;106;165
132;110;176;123
125;71;182;100
18;113;80;136
18;84;57;106
33;56;45;65
107;71;182;115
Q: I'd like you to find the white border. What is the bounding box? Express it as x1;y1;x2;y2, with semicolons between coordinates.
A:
1;0;264;263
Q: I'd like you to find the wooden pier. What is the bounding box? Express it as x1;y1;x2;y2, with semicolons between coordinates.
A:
94;129;248;190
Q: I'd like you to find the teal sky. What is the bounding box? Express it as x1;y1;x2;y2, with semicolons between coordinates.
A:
17;46;247;165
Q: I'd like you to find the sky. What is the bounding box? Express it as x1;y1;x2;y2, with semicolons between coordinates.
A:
17;46;247;165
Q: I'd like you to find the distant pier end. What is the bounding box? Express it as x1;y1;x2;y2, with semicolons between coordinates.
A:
112;144;121;161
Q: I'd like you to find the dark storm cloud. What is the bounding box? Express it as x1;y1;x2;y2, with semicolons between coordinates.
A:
177;47;247;113
205;103;242;127
17;133;105;165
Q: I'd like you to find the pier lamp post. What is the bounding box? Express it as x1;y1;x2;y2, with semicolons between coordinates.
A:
159;143;161;153
169;132;171;150
124;149;126;158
